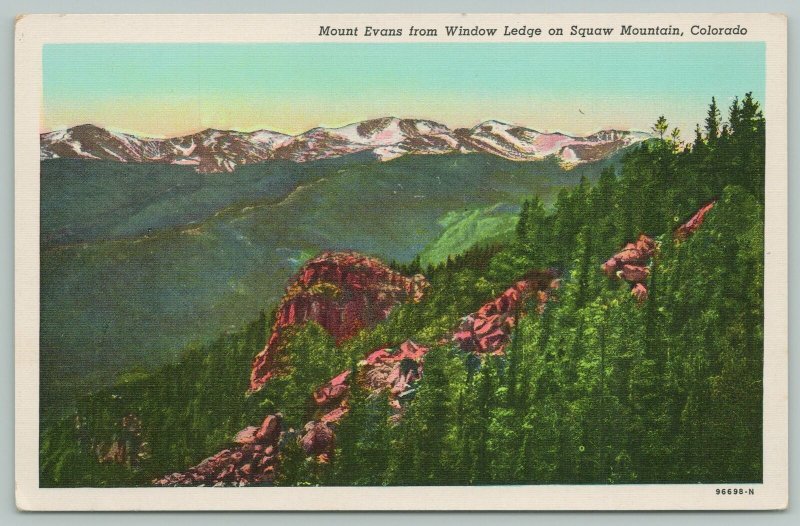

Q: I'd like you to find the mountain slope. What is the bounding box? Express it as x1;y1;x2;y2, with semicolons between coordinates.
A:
40;152;626;412
39;94;767;489
41;119;648;172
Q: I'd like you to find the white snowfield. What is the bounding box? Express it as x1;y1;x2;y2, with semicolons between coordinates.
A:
40;118;651;173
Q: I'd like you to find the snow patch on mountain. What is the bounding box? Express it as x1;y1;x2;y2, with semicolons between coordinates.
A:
40;119;651;173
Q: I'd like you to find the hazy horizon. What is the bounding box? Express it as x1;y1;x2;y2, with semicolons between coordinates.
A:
43;42;765;140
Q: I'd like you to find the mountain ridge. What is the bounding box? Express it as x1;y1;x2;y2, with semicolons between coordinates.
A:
41;119;650;173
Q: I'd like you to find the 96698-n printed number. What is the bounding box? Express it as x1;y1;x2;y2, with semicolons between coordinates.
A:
716;488;755;496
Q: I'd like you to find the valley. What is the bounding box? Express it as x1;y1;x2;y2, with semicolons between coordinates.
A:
40;151;624;413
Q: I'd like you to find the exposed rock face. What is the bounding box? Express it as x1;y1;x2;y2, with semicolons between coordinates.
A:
299;339;431;460
156;257;560;486
249;252;428;392
320;340;430;414
603;202;715;301
363;340;428;402
602;234;656;302
675;201;715;240
453;270;560;355
154;414;282;487
313;369;351;407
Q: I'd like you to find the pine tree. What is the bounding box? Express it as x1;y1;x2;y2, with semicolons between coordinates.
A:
705;96;721;145
652;115;669;140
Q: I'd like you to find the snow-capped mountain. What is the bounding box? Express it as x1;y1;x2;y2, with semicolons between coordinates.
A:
40;124;293;174
457;120;651;163
273;117;462;163
40;118;650;173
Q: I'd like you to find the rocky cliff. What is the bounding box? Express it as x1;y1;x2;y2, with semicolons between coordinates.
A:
156;259;559;485
249;252;428;392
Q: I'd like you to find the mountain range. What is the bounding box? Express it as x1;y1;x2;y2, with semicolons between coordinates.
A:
40;118;651;173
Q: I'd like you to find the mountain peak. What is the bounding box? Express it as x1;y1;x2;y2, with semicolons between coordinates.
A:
41;119;649;172
475;119;513;129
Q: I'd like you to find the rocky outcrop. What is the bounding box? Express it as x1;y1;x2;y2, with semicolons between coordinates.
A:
300;339;431;461
154;414;282;487
603;202;715;301
300;421;336;458
294;272;560;462
363;340;428;403
453;270;560;355
156;256;560;486
675;201;715;240
602;234;656;302
249;252;428;392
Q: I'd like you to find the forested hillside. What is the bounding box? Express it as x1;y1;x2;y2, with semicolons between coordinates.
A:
41;94;765;486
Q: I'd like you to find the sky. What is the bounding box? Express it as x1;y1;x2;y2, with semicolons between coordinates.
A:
42;42;765;138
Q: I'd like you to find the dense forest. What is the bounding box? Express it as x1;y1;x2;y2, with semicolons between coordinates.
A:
40;94;765;486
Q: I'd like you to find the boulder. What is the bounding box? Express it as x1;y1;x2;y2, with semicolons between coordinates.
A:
300;421;335;456
233;426;259;445
255;414;281;445
631;283;649;302
313;370;351;406
617;264;650;283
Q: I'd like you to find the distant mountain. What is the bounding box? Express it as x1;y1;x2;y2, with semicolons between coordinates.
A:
40;124;293;174
40;118;650;173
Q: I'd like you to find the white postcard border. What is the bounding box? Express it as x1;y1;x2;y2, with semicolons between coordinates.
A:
14;12;788;511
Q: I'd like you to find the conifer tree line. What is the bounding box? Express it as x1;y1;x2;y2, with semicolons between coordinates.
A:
40;94;764;486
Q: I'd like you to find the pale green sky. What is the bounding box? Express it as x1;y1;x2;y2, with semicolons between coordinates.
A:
43;42;765;138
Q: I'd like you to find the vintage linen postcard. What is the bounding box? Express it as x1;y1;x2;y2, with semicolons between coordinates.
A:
15;13;787;510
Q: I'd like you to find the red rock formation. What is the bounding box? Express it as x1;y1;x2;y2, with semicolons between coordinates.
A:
154;414;282;487
309;339;430;426
249;252;428;392
617;264;650;282
601;234;655;279
156;260;560;486
313;369;351;406
453;271;559;355
363;340;428;402
675;201;715;240
297;339;432;461
602;202;716;301
601;234;656;303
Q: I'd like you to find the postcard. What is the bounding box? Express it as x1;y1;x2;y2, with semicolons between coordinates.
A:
14;12;787;510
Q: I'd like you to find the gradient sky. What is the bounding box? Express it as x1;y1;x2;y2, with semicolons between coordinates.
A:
42;42;765;138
